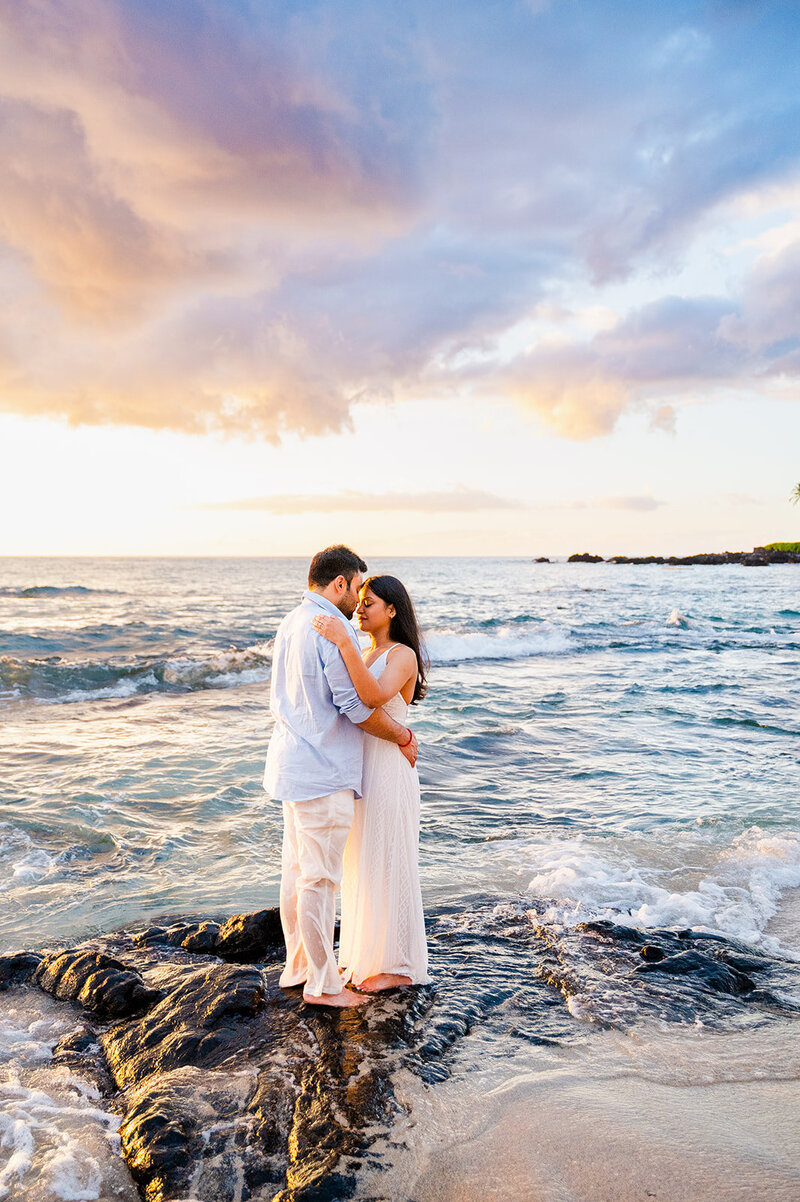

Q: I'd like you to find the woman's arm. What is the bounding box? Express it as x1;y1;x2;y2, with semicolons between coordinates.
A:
312;615;416;707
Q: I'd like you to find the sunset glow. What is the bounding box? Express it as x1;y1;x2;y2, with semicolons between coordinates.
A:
1;1;799;555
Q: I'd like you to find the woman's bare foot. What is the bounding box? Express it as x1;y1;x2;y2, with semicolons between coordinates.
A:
302;988;367;1008
357;973;412;993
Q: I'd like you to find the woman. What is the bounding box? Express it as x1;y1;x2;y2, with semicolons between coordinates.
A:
312;575;429;991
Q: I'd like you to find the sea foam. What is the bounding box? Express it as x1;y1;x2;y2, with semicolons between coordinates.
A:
0;994;137;1201
426;626;570;664
510;826;800;955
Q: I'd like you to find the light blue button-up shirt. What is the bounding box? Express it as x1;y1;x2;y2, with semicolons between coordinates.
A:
263;591;374;802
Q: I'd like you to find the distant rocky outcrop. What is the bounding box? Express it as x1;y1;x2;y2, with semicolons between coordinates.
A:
569;546;800;566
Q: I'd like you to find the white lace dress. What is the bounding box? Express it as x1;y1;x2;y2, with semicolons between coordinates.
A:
338;648;429;986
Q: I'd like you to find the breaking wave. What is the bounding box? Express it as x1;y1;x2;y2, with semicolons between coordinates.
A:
0;585;120;598
503;826;800;955
0;642;273;705
426;626;570;664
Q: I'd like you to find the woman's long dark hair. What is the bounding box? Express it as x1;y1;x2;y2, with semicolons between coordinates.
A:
364;575;428;703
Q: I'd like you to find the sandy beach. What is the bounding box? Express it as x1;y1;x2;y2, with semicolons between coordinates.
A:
407;1073;800;1202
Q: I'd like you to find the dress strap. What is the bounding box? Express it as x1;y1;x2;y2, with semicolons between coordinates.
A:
369;645;395;669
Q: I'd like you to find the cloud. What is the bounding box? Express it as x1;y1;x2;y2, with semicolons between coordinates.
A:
500;294;749;437
602;495;665;512
496;222;800;436
0;1;799;438
200;487;522;514
552;495;665;512
719;237;800;366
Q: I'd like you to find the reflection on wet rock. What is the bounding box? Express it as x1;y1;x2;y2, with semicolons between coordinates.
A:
133;907;284;962
102;963;268;1088
34;948;162;1017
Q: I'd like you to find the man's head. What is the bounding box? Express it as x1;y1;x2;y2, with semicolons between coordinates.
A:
308;545;368;618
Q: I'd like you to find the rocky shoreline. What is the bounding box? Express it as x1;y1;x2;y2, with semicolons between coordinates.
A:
2;903;800;1201
565;546;800;566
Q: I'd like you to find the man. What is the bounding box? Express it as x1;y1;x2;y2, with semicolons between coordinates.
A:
264;545;418;1008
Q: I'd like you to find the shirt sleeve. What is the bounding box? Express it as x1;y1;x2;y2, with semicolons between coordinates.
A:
318;635;374;724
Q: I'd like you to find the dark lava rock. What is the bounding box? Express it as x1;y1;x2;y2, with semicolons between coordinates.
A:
105;960;432;1202
133;908;285;962
604;546;800;566
639;945;665;962
215;908;285;961
533;556;550;563
0;952;42;989
179;921;221;953
133;925;172;948
741;552;770;566
135;921;209;950
52;1024;115;1095
34;949;162;1018
634;949;755;995
607;555;666;565
576;919;647;944
101;962;268;1089
121;1084;195;1202
718;951;770;974
568;552;604;563
120;1066;259;1202
755;546;800;564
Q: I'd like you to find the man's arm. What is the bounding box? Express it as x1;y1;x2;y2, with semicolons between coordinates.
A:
319;635;418;765
319;637;374;725
358;709;418;767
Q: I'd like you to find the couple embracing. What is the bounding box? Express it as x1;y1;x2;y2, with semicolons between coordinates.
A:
264;545;429;1007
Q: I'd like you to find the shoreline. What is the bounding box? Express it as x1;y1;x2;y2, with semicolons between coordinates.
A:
395;1067;800;1202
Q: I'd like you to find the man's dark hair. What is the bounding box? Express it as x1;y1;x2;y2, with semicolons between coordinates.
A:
308;545;367;589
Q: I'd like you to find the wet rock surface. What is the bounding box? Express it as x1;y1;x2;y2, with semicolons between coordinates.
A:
52;1023;116;1096
102;961;270;1089
34;948;163;1018
2;903;799;1200
133;907;284;963
0;950;41;988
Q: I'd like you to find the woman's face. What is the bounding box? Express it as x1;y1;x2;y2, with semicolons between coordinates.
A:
356;586;394;635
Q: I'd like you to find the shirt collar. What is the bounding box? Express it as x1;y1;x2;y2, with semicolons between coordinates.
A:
303;589;350;621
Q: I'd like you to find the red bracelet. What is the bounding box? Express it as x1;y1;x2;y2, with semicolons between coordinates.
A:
399;727;414;748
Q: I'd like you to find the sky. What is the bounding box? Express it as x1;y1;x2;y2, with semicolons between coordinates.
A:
1;0;799;557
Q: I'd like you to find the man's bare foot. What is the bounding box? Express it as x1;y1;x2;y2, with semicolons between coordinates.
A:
302;987;368;1008
357;973;413;993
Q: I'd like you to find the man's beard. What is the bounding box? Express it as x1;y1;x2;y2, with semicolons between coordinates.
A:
336;595;357;619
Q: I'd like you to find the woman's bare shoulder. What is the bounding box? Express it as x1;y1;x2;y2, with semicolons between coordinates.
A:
386;643;417;667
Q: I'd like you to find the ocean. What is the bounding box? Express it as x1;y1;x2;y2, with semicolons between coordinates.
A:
1;556;799;1200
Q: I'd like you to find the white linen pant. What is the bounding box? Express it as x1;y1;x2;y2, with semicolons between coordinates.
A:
279;789;355;997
